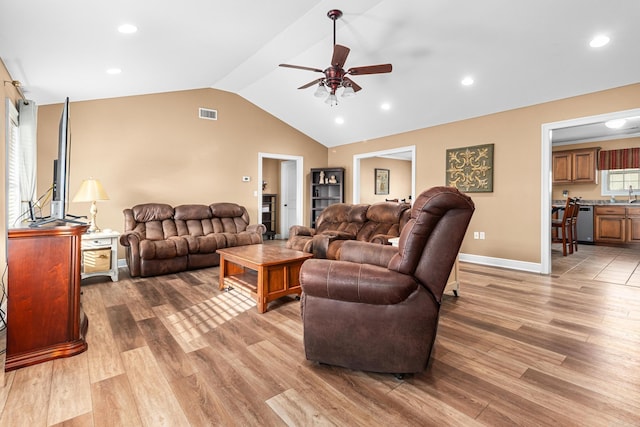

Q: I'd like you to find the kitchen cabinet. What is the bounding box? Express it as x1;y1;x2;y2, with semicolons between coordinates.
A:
310;167;344;228
552;148;599;184
627;207;640;243
594;205;640;244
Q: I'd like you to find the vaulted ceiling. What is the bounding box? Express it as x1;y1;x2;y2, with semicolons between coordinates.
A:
2;0;639;147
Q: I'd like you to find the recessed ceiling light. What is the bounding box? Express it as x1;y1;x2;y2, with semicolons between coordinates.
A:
106;68;122;75
335;117;344;125
381;103;391;111
605;119;626;129
590;35;610;48
118;24;138;34
461;76;474;86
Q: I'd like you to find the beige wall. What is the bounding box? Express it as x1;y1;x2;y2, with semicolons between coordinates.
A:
5;61;639;267
329;83;640;263
262;158;281;196
35;89;327;258
359;157;411;204
552;137;640;201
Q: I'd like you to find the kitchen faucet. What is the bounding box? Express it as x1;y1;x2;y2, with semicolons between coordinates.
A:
629;185;637;203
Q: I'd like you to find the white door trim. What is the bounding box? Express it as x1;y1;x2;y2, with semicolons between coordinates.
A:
352;145;416;203
258;153;304;233
540;107;640;274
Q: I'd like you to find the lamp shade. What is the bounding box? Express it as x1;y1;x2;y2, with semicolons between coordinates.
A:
72;178;109;202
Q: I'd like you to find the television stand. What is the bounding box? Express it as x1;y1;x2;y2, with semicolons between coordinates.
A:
6;224;89;370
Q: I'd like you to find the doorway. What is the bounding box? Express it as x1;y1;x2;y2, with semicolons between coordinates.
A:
258;153;304;239
541;107;640;274
353;146;416;203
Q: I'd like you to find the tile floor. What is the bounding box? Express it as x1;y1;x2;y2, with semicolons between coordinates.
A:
552;242;640;287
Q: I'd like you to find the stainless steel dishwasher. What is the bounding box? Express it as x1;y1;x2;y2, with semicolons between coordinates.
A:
576;205;594;243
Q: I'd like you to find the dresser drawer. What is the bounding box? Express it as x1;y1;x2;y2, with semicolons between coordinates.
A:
594;206;625;215
83;237;113;248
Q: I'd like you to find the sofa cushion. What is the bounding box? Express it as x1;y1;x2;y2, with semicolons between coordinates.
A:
224;231;263;247
132;203;174;222
210;203;251;233
175;204;212;221
139;236;188;260
180;234;227;254
316;204;368;236
175;204;215;237
356;202;410;242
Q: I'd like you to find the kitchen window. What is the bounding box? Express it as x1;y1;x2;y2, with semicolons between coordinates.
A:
601;168;640;196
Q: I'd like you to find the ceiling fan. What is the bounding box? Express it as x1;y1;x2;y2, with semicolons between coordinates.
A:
279;9;392;106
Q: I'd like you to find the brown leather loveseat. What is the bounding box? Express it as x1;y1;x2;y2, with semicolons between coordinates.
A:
299;186;475;375
120;202;265;277
286;201;411;259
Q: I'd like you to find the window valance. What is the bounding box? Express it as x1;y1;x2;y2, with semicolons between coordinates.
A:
598;148;640;170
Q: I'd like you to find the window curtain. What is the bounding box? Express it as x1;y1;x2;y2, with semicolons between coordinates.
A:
17;99;38;217
598;148;640;170
6;98;20;227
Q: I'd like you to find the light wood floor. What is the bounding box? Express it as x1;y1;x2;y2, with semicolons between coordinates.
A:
0;242;639;426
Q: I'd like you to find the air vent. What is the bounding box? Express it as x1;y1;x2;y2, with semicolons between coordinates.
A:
199;108;218;120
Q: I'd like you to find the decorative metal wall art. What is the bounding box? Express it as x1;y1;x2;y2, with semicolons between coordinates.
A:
446;144;494;192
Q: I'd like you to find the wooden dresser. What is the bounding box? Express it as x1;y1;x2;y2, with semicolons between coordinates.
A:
6;224;89;371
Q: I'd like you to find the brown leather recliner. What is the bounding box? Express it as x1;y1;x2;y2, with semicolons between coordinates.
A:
299;186;474;375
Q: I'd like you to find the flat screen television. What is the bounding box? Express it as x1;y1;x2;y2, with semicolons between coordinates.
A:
31;97;84;226
50;97;71;220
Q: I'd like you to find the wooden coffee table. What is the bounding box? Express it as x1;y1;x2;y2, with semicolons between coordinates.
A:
217;244;313;313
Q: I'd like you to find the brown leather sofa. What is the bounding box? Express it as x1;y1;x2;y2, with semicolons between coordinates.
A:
299;186;474;375
120;202;265;277
286;201;411;259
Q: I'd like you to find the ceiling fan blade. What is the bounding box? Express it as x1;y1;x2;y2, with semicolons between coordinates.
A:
298;78;324;90
331;44;350;68
348;64;393;75
279;63;324;73
342;77;362;92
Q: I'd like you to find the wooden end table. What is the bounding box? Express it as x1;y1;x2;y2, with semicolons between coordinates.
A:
216;245;313;313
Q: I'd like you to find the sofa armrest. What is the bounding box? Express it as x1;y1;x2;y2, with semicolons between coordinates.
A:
289;225;316;237
119;230;143;277
119;230;142;247
247;223;267;235
312;231;356;258
300;258;418;305
339;240;398;268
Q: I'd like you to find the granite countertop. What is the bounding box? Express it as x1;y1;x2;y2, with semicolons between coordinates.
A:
553;199;640;206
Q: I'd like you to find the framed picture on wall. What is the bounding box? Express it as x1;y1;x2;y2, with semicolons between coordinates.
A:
375;168;390;195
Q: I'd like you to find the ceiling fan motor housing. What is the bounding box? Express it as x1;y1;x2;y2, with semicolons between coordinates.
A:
324;66;345;94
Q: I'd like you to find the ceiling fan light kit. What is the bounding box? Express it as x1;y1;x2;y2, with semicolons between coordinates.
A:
279;9;392;107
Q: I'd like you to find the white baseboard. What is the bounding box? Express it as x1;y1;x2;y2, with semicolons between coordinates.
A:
458;253;542;274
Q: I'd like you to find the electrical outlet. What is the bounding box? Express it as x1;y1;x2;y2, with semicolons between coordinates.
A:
473;231;479;239
479;231;485;240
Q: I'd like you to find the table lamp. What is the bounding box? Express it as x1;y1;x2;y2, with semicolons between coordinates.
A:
72;178;109;233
